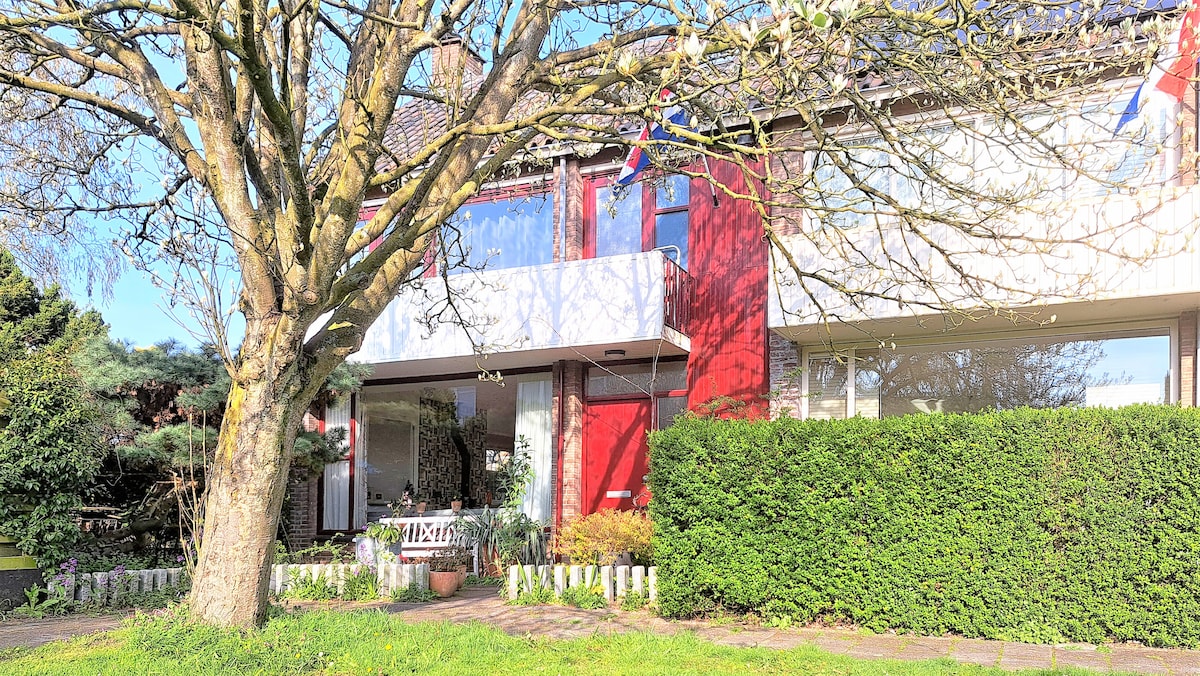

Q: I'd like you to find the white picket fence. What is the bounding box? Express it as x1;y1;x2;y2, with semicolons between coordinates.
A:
48;562;430;607
53;567;187;605
269;562;429;595
506;564;657;602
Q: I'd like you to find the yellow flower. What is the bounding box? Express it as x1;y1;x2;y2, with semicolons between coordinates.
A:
384;644;392;651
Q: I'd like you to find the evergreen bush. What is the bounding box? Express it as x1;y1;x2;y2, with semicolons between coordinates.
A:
649;406;1200;647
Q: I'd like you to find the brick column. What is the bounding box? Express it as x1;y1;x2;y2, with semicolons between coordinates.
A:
1181;310;1197;407
284;475;318;550
768;333;803;419
564;159;584;261
559;360;585;522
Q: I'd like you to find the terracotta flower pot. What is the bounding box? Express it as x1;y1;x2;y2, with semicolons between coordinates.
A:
428;571;460;598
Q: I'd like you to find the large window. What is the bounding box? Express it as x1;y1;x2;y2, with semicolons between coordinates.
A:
802;330;1171;419
589;174;690;269
808;97;1170;230
444;192;554;272
359;372;554;521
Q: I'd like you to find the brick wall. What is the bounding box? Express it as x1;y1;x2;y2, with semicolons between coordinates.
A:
284;474;318;550
1182;310;1197;407
283;409;324;549
768;332;803;419
564;159;584;260
559;360;585;522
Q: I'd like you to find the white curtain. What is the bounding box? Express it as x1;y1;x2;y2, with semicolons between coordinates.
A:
322;396;352;531
515;378;553;522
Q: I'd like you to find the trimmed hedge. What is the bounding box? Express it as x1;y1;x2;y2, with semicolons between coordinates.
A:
648;406;1200;646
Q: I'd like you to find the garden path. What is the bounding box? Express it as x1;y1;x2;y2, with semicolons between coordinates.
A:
377;586;1200;674
0;611;129;650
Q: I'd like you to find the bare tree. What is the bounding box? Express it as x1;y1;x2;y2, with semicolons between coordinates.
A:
0;0;1168;626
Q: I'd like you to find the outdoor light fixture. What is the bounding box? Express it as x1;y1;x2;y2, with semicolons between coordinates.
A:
603;349;626;358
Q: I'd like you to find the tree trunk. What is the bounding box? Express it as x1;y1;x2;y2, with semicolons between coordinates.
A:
188;351;306;628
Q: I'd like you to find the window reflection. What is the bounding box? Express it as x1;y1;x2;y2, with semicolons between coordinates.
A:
596;185;642;258
844;333;1169;418
446;193;554;273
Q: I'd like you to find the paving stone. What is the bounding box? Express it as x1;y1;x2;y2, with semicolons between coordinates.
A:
998;643;1055;671
1052;649;1112;672
843;634;907;659
896;636;955;661
1106;652;1171;675
0;613;129;650
948;638;1004;668
1157;652;1200;675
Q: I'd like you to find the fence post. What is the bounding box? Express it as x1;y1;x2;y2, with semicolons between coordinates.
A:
553;565;566;596
507;565;520;600
648;566;657;600
615;566;629;599
632;566;645;596
600;566;614;602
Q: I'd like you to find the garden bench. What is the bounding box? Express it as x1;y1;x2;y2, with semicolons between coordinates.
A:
380;515;480;575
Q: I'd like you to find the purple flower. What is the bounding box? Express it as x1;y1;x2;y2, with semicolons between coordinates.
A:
176;555;184;562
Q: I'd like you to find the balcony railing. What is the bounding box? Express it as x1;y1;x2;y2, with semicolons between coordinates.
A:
352;251;692;371
663;256;692;335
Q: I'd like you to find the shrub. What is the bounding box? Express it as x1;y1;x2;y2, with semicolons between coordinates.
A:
340;567;379;601
390;581;436;603
555;509;653;566
619;590;650;611
509;571;555;606
560;584;607;609
282;569;336;601
649;406;1200;647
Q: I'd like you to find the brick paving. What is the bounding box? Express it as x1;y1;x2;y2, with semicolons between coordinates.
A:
5;586;1200;674
0;612;129;650
374;586;1200;674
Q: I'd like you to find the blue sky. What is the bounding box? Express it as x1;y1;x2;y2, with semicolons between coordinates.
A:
84;271;206;347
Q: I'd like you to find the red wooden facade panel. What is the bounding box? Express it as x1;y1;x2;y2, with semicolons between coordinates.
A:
686;160;770;416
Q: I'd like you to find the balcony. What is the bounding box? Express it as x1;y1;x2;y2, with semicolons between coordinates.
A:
769;187;1200;342
353;251;692;378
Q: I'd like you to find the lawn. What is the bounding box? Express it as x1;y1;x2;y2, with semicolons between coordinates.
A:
0;609;1111;676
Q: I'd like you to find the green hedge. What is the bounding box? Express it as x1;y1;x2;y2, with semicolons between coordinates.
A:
648;406;1200;646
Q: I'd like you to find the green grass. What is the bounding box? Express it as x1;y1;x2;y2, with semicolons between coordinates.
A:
0;609;1118;676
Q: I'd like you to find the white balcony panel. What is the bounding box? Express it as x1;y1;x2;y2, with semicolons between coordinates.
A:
353;252;686;376
769;187;1200;340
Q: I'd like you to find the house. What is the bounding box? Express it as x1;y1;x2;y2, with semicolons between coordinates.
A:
285;29;1200;548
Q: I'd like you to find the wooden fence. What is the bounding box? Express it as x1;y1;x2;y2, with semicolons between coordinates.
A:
49;562;429;606
506;564;657;602
270;562;428;595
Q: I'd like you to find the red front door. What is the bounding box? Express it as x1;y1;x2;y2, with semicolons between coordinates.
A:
582;398;652;514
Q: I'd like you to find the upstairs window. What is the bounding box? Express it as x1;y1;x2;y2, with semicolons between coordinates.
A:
587;174;690;269
808;96;1171;230
444;191;554;273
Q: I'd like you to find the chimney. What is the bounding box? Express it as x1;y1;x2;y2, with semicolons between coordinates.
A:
431;34;484;90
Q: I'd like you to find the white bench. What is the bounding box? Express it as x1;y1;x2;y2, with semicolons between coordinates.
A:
380;515;479;575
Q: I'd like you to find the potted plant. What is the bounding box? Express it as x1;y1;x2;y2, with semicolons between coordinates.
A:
425;546;472;597
356;522;403;565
